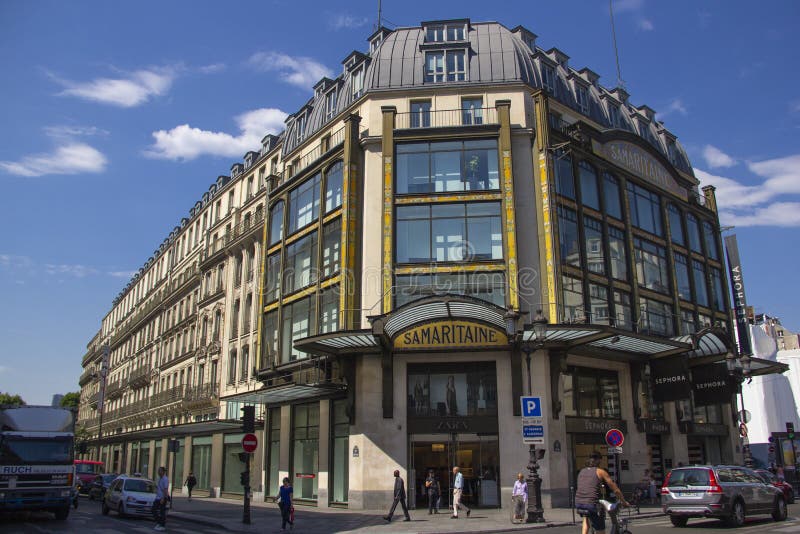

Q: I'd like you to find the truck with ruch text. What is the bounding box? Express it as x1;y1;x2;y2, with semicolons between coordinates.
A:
0;405;76;519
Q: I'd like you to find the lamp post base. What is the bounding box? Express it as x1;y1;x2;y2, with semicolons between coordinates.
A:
526;444;546;523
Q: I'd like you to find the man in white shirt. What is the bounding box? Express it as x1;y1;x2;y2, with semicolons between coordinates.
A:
154;466;169;531
512;472;528;521
450;466;471;519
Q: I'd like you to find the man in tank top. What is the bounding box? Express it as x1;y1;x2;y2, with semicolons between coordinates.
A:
574;451;629;534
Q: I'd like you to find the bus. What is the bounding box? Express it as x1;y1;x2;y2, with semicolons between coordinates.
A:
74;459;104;493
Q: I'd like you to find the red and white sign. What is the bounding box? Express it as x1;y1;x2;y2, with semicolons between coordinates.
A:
605;429;625;448
241;433;258;453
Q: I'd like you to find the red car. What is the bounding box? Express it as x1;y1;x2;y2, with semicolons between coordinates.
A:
756;469;795;504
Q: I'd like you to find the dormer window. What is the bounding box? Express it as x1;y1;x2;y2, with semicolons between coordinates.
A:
424;50;466;83
295;114;307;144
541;64;555;93
574;83;589;114
352;66;365;99
370;35;383;54
608;104;621;128
425;22;466;43
447;25;465;41
325;88;338;120
426;25;445;42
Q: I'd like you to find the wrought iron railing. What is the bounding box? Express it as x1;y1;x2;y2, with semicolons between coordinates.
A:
395;107;498;129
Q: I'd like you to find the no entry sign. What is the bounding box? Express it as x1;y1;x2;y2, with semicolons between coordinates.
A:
241;433;258;453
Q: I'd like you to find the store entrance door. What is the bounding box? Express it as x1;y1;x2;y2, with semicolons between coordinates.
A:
409;434;500;510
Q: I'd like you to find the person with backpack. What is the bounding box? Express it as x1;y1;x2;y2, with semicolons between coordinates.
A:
184;472;197;501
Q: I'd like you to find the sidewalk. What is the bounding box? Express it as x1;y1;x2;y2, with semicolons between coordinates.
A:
168;495;665;533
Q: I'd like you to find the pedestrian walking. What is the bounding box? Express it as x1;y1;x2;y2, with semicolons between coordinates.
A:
511;472;527;522
384;469;411;522
450;466;471;519
274;477;294;531
648;470;657;504
425;469;440;514
153;466;169;531
184;472;197;501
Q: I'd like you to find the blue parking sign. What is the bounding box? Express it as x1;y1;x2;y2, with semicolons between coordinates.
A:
521;396;542;418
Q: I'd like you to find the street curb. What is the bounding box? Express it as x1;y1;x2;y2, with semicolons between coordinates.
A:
170;511;234;530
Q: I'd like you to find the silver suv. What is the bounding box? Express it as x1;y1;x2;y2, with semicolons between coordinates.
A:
661;465;787;527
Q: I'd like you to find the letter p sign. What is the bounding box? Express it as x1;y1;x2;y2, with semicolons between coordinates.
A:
521;396;542;418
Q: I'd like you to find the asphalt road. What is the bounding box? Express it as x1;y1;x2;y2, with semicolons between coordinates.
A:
0;497;218;534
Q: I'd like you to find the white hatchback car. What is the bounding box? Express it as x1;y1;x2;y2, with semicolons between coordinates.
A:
101;476;158;518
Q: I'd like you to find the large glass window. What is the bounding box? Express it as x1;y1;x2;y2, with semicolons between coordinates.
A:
603;173;622;219
395;202;502;263
584;216;605;275
710;267;725;311
613;290;632;330
608;226;627;280
407;362;497;417
634;238;669;293
562;367;621;419
283;232;318;294
269;201;284;245
681;309;696;335
627;183;662;236
424;51;445;82
288;174;321;234
281;297;315;363
557;206;580;267
640;298;674;336
292;404;320;500
668;204;685;246
686;214;702;253
267;408;281;497
446;50;466;81
703;221;719;260
674;253;691;301
319;289;339;334
324;162;343;213
396;140;499;194
692;260;709;307
588;283;610;325
562;275;584;323
191;436;212;490
322;220;341;277
222;433;245;493
578;162;600;210
263;311;278;365
554;150;575;199
331;400;350;504
394;272;505;308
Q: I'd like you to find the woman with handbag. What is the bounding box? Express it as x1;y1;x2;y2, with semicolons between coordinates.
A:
275;477;294;531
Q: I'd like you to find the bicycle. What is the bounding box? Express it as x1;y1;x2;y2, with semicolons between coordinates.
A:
577;499;631;534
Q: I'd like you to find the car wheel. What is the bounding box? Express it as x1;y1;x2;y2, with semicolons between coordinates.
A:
102;501;109;515
773;497;787;522
726;499;745;527
118;502;126;518
670;516;689;527
54;506;70;520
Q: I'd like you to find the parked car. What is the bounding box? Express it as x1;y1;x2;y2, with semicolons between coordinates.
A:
88;474;119;501
661;465;787;527
101;476;157;518
755;469;795;504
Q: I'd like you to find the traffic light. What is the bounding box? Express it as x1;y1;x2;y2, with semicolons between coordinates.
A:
788;422;795;440
240;471;249;486
241;405;255;433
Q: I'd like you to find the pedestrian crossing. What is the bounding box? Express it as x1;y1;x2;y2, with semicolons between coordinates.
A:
632;516;800;531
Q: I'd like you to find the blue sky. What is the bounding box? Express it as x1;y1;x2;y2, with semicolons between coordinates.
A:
1;0;798;404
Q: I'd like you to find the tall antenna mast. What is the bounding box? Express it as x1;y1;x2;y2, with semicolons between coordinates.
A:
609;0;625;88
377;0;382;30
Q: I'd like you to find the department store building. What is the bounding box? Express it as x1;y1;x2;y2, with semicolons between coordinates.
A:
77;19;786;510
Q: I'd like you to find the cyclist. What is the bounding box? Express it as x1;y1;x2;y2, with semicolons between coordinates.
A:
575;451;630;534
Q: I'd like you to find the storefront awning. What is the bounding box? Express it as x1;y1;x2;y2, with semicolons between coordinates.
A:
294;330;382;355
671;330;730;359
225;383;347;405
96;420;244;444
747;356;789;377
378;295;508;338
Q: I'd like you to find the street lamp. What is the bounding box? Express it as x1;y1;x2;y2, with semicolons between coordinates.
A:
726;351;753;467
521;310;548;523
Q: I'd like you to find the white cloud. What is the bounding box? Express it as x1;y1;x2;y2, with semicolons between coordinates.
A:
614;0;643;12
246;52;333;89
43;125;109;138
108;270;137;279
695;152;800;227
330;14;369;30
198;63;226;74
702;145;736;169
50;67;176;107
0;255;33;269
0;142;107;177
637;18;654;31
43;263;99;277
144;107;288;161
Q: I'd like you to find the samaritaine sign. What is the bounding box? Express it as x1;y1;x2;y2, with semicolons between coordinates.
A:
394;320;508;350
592;139;688;200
